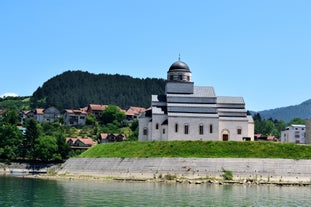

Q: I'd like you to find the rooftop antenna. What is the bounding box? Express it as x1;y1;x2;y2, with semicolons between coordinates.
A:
178;53;181;61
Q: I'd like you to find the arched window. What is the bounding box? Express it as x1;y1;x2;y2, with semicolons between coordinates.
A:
155;123;159;130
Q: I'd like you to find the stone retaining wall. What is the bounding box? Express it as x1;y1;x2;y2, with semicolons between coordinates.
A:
57;158;311;182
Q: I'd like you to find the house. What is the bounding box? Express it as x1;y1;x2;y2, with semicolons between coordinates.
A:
126;106;147;120
98;133;126;143
138;60;254;141
34;108;44;123
306;119;311;144
66;137;94;149
280;124;306;144
17;126;26;135
86;104;108;117
63;109;87;126
19;110;35;124
43;106;61;123
31;107;60;123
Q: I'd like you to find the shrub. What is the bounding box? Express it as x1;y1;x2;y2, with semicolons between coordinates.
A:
221;168;233;180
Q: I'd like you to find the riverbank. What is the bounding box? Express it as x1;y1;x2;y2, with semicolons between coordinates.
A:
57;158;311;182
2;158;311;185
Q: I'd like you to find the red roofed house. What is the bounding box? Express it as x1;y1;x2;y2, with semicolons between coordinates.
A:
86;104;108;117
66;137;94;149
98;133;126;143
34;108;45;123
126;106;147;120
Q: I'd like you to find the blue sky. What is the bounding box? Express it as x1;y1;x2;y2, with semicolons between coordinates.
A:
0;0;310;111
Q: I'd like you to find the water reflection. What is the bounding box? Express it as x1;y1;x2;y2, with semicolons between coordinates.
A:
1;175;310;207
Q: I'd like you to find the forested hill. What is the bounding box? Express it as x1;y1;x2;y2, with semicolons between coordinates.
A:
30;70;166;110
258;99;311;122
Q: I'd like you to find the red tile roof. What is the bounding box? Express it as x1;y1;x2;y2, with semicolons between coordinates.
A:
126;106;147;116
88;104;108;111
66;137;94;146
35;108;45;114
65;109;87;115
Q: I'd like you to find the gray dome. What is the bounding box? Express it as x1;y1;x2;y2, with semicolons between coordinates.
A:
168;61;191;72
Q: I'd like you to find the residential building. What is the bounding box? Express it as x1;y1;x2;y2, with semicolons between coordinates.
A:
98;133;126;143
126;106;147;120
42;106;61;123
63;109;87;126
86;104;108;117
281;124;306;144
306;119;311;144
66;137;94;149
138;60;254;141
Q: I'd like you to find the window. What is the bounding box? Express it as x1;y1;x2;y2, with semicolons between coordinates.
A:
170;75;173;80
175;123;178;133
179;75;183;80
184;124;189;134
209;124;213;133
199;124;204;135
143;128;148;135
187;76;190;81
163;128;165;134
156;123;159;130
237;128;242;135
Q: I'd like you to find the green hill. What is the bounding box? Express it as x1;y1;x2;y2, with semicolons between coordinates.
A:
258;99;311;122
79;141;311;160
31;70;166;110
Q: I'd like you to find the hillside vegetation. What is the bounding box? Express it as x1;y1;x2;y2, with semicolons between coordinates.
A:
79;141;311;160
259;99;311;122
31;70;166;110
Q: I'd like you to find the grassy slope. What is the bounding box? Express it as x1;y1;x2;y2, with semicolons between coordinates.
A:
79;141;311;160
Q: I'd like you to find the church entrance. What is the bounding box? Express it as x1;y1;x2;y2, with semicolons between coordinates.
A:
222;134;229;141
222;130;229;141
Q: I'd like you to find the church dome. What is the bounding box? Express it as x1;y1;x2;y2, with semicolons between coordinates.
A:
168;61;191;72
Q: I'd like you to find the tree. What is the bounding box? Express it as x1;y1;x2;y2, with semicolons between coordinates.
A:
23;119;42;160
0;124;23;160
288;118;305;125
100;105;126;125
2;110;19;126
56;134;71;161
34;136;60;162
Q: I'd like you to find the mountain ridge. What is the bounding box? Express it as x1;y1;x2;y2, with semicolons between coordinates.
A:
257;99;311;122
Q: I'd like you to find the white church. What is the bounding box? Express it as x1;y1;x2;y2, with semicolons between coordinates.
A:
138;60;254;141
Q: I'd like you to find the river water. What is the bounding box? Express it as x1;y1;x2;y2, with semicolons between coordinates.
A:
0;175;310;207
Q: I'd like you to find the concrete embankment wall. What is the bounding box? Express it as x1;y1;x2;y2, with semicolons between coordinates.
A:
58;158;311;182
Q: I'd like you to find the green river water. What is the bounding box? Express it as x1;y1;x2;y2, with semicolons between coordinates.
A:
0;175;310;207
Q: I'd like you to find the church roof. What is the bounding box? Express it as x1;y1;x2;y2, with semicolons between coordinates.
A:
217;96;245;104
168;61;191;72
166;86;216;98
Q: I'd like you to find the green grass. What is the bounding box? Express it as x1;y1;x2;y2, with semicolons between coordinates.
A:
79;141;311;160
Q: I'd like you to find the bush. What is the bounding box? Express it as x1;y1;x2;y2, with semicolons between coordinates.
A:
164;174;176;180
221;168;233;180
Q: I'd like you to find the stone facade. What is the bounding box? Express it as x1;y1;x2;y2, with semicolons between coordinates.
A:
139;60;254;141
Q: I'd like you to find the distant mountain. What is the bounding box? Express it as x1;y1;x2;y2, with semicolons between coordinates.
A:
30;70;166;110
258;99;311;122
